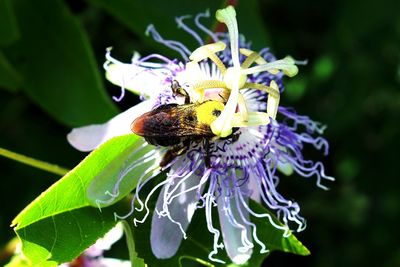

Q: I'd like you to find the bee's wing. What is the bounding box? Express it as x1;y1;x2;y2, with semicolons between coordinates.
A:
132;104;213;138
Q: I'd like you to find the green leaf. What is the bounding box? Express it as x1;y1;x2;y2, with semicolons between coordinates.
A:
0;51;21;91
12;134;148;265
133;198;309;267
15;207;120;267
248;201;310;261
122;220;146;267
7;0;118;127
0;0;19;46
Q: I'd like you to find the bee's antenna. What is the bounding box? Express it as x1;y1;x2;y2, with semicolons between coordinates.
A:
172;79;190;104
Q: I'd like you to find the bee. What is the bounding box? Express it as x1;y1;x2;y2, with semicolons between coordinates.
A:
131;81;237;168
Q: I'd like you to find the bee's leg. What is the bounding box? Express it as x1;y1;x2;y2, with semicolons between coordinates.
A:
218;93;227;102
171;80;190;104
217;128;241;143
160;144;187;169
230;128;241;143
204;138;211;168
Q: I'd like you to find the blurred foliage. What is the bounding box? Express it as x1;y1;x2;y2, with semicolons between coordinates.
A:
1;0;399;266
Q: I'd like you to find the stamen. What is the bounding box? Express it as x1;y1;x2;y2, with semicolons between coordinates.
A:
237;93;249;121
266;81;280;119
190;42;227;74
240;49;268;69
231;112;270;127
210;69;240;137
243;82;280;99
211;63;248;137
243;56;299;77
193;79;227;91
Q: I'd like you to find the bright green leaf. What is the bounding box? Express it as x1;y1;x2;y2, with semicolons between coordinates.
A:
15;207;119;267
12;134;146;265
0;51;21;91
249;201;310;256
0;0;19;46
7;0;118;127
5;254;31;267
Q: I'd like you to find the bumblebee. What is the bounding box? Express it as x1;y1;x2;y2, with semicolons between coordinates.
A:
131;82;234;168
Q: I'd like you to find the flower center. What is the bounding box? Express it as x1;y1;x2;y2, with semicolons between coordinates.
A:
184;5;299;139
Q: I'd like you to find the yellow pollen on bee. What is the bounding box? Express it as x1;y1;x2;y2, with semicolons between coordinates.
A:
196;101;225;126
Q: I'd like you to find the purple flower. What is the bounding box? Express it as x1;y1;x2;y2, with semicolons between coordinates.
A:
67;6;333;265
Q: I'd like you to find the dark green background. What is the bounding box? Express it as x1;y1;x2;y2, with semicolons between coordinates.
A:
1;0;399;266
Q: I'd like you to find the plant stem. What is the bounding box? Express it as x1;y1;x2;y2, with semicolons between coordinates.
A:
121;220;143;267
0;147;69;176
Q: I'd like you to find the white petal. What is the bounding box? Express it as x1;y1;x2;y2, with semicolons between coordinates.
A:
67;100;152;152
218;193;253;265
248;172;261;203
150;170;201;259
105;62;165;98
86;223;124;257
